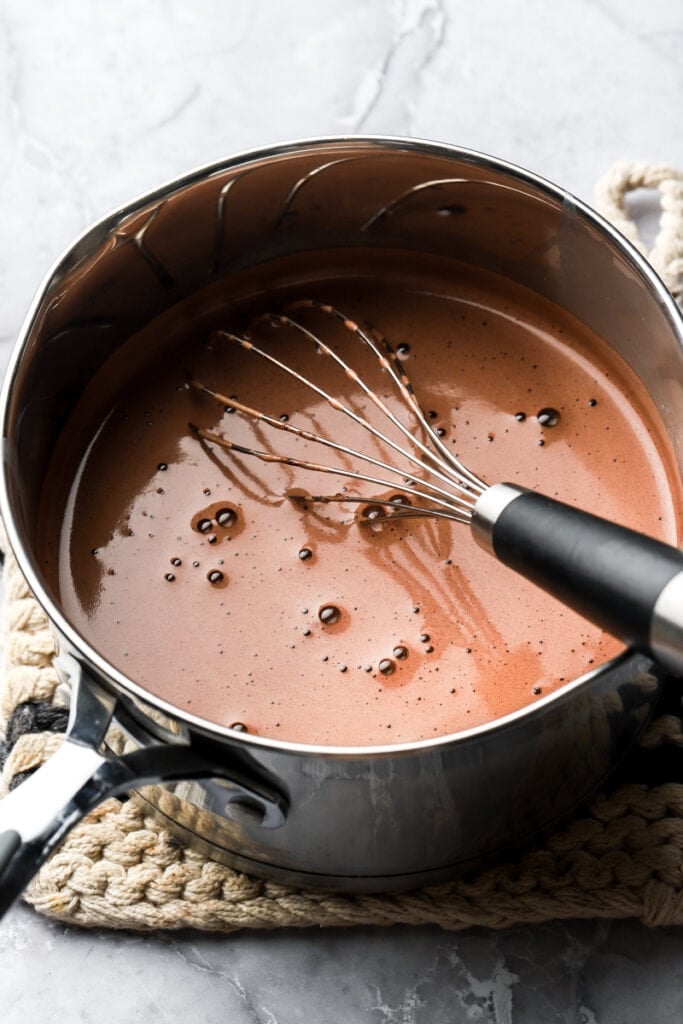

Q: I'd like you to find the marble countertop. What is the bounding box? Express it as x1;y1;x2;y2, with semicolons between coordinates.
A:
1;1;683;1020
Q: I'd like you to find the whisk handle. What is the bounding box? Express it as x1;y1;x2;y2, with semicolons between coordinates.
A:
472;483;683;675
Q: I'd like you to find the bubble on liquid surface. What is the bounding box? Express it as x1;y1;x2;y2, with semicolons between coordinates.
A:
298;547;313;561
207;569;228;588
319;604;341;626
537;407;560;427
379;659;395;676
360;504;387;533
193;502;243;539
164;573;175;582
364;504;384;520
393;645;408;660
216;506;238;528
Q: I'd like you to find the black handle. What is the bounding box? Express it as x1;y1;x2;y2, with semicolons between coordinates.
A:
0;831;20;885
482;486;683;666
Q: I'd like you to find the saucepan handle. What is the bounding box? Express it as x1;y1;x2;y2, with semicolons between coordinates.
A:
0;654;287;921
0;731;115;918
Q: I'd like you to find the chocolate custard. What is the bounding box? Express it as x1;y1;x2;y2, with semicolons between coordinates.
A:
38;250;682;746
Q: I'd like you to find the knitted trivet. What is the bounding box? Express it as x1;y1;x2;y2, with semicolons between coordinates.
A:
2;162;683;932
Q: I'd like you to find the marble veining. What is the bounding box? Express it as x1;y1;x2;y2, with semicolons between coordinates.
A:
1;0;683;1020
4;907;683;1022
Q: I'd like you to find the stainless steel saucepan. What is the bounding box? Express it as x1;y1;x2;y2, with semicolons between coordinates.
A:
1;137;682;917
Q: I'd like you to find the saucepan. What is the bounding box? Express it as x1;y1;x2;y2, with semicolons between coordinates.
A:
1;137;682;918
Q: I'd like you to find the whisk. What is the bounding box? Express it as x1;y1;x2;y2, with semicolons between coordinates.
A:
190;299;683;676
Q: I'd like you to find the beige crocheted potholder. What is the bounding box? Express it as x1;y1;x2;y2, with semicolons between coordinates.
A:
2;162;683;932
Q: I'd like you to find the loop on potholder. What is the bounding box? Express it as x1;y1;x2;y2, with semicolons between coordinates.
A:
595;161;683;300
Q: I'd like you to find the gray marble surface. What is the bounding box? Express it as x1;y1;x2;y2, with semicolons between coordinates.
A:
1;0;683;1020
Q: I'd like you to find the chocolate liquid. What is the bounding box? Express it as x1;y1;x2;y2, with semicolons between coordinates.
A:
38;250;682;746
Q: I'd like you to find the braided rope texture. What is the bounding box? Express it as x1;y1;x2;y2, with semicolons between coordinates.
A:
2;162;683;932
595;161;683;300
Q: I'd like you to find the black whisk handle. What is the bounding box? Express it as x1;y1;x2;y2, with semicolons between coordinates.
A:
471;483;683;675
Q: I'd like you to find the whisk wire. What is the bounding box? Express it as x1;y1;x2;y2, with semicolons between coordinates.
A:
194;302;494;524
251;313;476;496
284;299;486;493
193;381;473;515
191;424;473;522
289;492;472;525
213;326;478;513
